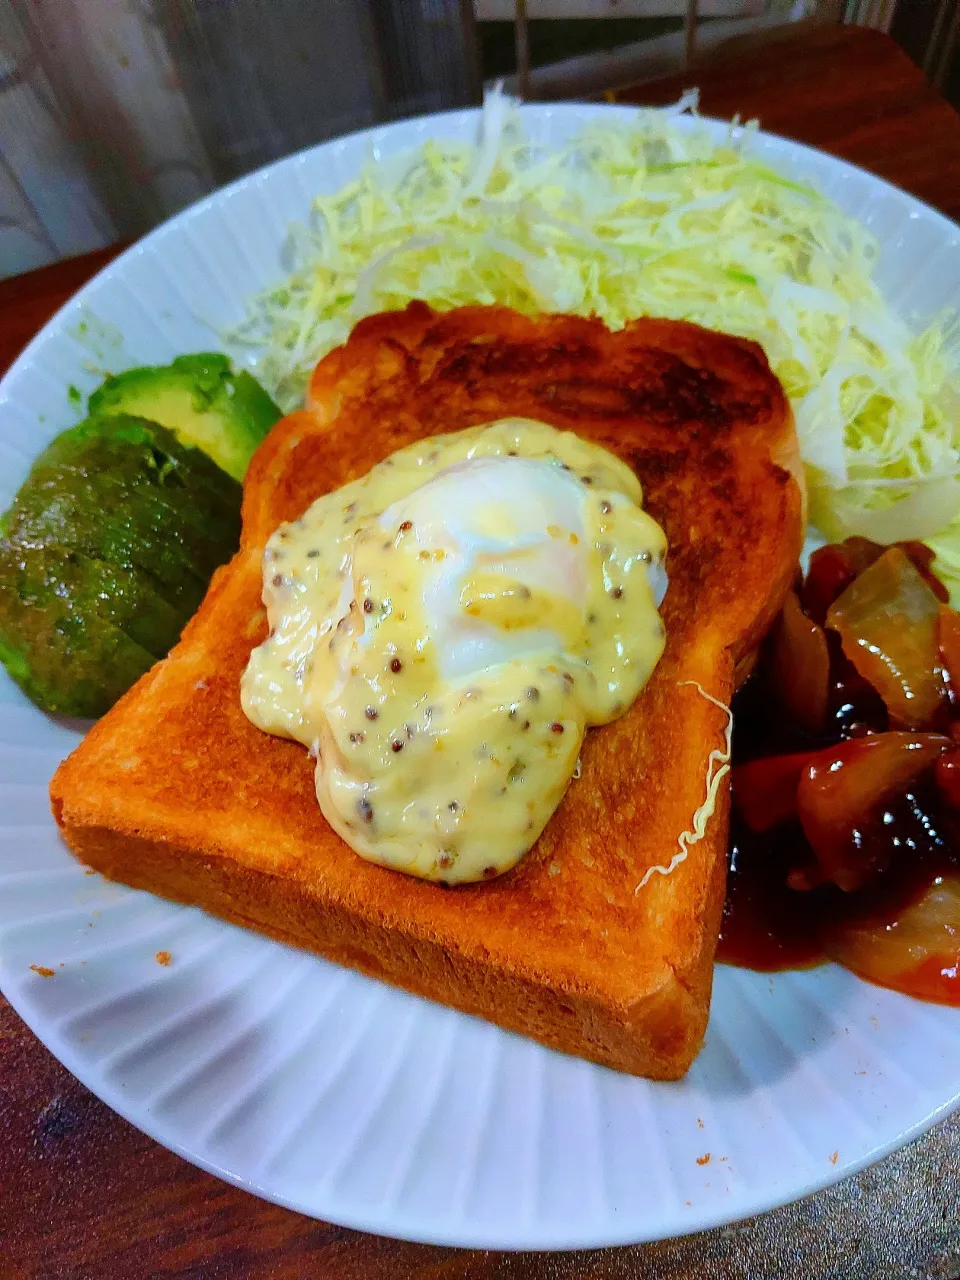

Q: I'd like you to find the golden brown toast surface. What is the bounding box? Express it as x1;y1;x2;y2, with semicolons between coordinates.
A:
51;304;804;1079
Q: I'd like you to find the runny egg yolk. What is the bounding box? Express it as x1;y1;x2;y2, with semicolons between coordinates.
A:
241;418;667;883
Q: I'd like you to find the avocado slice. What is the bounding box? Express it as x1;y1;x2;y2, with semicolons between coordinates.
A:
0;542;164;717
88;353;281;480
5;416;241;600
0;414;244;716
32;412;242;516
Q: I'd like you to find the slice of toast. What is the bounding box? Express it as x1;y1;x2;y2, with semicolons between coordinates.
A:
50;303;804;1079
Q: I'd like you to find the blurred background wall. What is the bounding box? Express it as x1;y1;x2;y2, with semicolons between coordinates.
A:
0;0;480;280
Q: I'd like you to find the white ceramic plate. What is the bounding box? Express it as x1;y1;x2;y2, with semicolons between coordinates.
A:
1;104;959;1251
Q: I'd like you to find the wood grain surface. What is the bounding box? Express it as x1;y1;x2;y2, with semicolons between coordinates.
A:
1;22;959;1280
0;246;125;378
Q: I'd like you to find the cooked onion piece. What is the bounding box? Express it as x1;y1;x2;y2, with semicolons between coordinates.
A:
826;548;946;729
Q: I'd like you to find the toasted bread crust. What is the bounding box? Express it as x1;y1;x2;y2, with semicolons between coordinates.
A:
51;304;804;1078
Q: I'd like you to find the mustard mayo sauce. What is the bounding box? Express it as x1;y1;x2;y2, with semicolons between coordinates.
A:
241;419;667;883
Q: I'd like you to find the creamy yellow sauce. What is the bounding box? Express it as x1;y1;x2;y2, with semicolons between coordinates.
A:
241;419;667;883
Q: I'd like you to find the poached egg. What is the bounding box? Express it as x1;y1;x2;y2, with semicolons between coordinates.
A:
241;418;667;883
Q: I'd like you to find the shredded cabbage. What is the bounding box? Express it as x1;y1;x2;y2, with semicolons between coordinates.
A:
232;88;960;599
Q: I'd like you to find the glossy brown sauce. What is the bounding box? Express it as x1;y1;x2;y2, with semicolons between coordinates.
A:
718;656;960;1006
718;815;825;971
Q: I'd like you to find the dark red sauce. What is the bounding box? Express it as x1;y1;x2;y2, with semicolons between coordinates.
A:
717;539;960;1007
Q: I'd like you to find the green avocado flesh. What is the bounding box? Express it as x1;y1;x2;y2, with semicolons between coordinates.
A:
0;544;174;716
88;352;281;481
6;417;241;589
0;415;242;717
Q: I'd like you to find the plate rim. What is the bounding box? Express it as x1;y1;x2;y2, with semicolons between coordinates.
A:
2;954;959;1250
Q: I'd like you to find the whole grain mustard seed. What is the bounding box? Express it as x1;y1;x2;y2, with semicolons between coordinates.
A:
365;706;379;721
391;740;404;753
363;598;374;614
611;586;623;599
526;685;540;701
357;798;374;823
448;800;460;812
482;865;498;879
550;721;564;734
349;731;365;744
399;520;413;532
307;548;320;558
271;574;284;588
390;657;403;673
600;500;612;514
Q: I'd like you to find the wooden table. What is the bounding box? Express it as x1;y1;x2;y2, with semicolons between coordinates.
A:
2;22;959;1280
